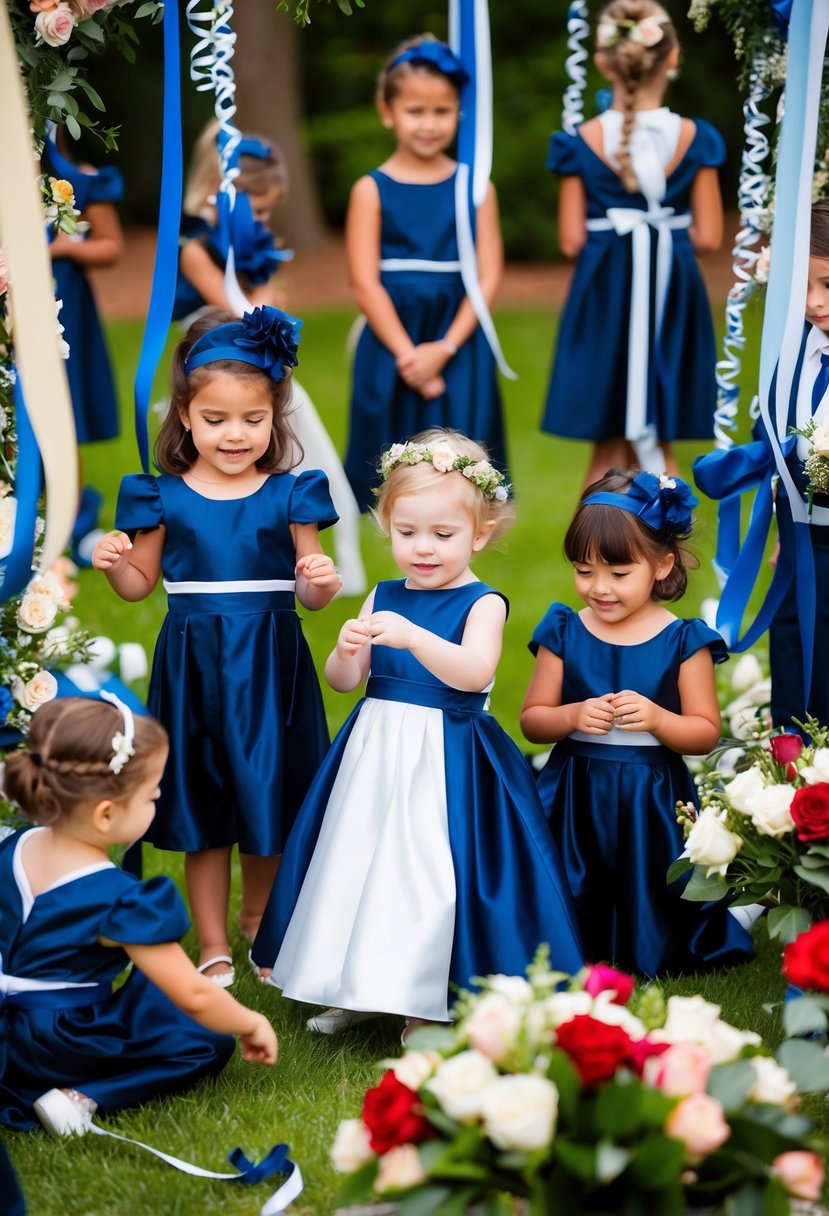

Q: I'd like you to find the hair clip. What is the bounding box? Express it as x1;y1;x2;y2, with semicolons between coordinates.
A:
100;690;136;775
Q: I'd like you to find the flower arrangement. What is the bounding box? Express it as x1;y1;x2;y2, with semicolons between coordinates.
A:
789;417;829;512
331;952;827;1213
672;718;829;942
378;442;511;501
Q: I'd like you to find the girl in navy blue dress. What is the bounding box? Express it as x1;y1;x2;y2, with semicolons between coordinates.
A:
542;0;725;491
343;35;508;511
0;696;276;1136
93;306;341;988
521;469;753;976
253;428;582;1035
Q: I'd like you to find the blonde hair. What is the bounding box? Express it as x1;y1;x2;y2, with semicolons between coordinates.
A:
183;118;288;219
595;0;678;194
373;428;514;544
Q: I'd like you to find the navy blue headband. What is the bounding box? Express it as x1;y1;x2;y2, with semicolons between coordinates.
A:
582;471;698;537
387;42;470;87
184;306;301;381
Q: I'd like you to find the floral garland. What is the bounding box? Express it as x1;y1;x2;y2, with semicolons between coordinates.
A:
378;442;511;501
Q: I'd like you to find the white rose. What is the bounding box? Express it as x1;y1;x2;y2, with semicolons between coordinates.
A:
12;670;58;711
386;1050;440;1092
724;766;767;815
425;1050;498;1122
655;996;761;1065
26;571;65;605
43;625;70;660
731;653;763;693
754;245;771;284
486;975;533;1004
481;1075;559;1151
430;445;457;473
730;705;763;740
801;748;829;784
17;593;59;634
0;496;17;560
118;642;149;684
708;1019;761;1065
374;1144;426;1194
686;807;743;876
596;19;618;47
543;990;593;1027
716;748;744;778
330;1119;375;1173
812;422;829;457
87;635;118;671
748;1057;796;1106
463;992;522;1062
746;784;795;837
493;485;509;501
589;992;647;1039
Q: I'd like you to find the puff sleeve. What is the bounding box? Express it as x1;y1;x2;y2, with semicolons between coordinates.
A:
115;474;164;536
547;131;580;176
691;119;726;169
99;875;190;945
678;619;728;666
85;165;125;206
288;468;338;531
529;603;572;658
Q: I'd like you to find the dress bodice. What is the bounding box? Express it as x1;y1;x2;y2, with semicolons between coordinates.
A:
530;603;727;716
115;469;336;584
371;170;461;263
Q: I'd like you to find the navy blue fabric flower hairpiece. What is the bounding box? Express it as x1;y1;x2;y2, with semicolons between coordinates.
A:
387;42;470;88
582;471;698;538
184;306;302;381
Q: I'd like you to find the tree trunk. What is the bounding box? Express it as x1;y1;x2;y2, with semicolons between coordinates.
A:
233;7;327;252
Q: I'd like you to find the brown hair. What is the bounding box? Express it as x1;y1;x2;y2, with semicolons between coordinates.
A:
595;0;678;193
564;468;695;601
183;118;287;219
155;307;301;475
372;427;515;544
811;199;829;259
376;33;463;106
3;698;168;826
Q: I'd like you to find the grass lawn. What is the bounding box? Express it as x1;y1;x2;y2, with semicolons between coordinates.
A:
7;303;806;1216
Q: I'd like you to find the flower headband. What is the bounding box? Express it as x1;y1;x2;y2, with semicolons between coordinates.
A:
100;690;136;775
378;442;510;501
596;15;666;50
582;471;697;537
386;42;470;88
183;306;302;382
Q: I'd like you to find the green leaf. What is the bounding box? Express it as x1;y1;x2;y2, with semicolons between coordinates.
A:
554;1136;596;1183
767;904;811;942
804;842;829;859
547;1049;582;1121
77;17;105;41
135;1;158;16
76;79;105;111
595;1139;630;1183
64;114;81;141
398;1184;456;1216
724;1182;767;1216
49;72;75;92
706;1059;756;1112
782;994;828;1037
404;1024;456;1053
680;867;729;902
629;1134;685;1188
762;1176;794;1216
594;1077;644;1137
775;1037;829;1091
793;863;829;894
479;1195;518;1216
666;856;692;885
334;1157;378;1205
46;92;68;112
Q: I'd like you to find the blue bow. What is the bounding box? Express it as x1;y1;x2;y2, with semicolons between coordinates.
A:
227;1142;294;1186
184;306;302;381
582;471;698;537
387;42;470;87
214;190;290;287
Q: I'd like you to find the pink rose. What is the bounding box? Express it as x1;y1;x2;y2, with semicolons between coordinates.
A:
665;1093;730;1162
0;251;7;298
583;963;635;1005
772;1152;825;1201
34;3;75;45
646;1043;711;1097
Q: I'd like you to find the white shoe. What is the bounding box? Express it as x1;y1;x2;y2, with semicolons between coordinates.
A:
306;1007;382;1034
34;1088;96;1136
196;954;235;988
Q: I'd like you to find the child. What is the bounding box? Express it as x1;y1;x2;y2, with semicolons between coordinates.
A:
252;428;583;1034
520;469;753;976
541;0;724;490
92;305;340;988
176;119;367;596
0;696;276;1135
343;35;509;512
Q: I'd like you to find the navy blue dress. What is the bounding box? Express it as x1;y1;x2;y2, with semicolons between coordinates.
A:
530;605;753;976
0;828;233;1131
343;170;508;510
48;162;123;444
253;580;583;1017
115;470;336;855
541;121;724;442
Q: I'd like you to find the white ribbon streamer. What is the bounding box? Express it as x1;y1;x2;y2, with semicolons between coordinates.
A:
562;1;590;136
454;164;517;379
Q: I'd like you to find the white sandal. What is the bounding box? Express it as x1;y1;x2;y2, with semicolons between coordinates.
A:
34;1088;97;1136
196;955;235;988
306;1007;382;1034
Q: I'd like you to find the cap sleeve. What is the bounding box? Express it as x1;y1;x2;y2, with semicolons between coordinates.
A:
691;119;726;169
529;602;573;657
115;474;164;535
678;618;729;666
86;165;124;205
288;468;338;531
99;875;189;945
547;131;580;176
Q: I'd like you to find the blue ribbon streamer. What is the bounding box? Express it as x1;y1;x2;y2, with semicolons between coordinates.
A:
132;0;182;473
1;379;42;600
227;1142;294;1186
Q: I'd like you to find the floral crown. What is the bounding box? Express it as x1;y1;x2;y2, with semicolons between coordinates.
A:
378;442;511;501
596;14;667;50
582;471;697;538
183;305;301;382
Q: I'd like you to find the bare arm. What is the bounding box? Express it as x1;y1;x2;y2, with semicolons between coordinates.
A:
689;167;723;253
325;588;376;691
610;648;722;755
92;527;165;602
49;201;123;268
520;645;614;743
292;521;341;610
557;176;588;259
346;175;415;358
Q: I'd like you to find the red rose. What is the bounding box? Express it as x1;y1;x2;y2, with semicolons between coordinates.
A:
555;1014;636;1088
583;963;635;1005
783;921;829;993
362;1070;431;1155
628;1036;671;1075
769;733;804;780
791;783;829;841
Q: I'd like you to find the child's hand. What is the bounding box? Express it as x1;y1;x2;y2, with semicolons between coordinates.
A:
367;610;416;651
610;690;663;734
239;1012;278;1065
337;617;371;659
573;694;615;734
396;343;449;390
92;531;132;572
296;553;341;593
419;375;446;400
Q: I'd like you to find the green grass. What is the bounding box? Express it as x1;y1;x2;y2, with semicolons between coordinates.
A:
7;303;799;1216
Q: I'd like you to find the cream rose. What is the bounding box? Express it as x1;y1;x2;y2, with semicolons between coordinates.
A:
425;1050;498;1122
12;670;58;711
17;593;59;634
747;1056;796;1106
330;1119;375;1173
430;445;457;473
730;653;764;693
665;1093;730;1161
745;784;795;837
26;570;66;605
374;1144;426;1194
589;992;647;1039
772;1151;825;1201
35;3;76;45
812;421;829;457
0;496;17;560
386;1050;440;1092
800;747;829;784
631;16;665;46
541;990;593;1028
656;995;761;1064
486;974;533;1004
481;1074;558;1151
463;993;522;1062
686;807;742;877
754;245;771;284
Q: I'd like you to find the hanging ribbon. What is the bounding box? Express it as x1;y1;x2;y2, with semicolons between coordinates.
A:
132;0;182;473
1;383;43;600
562;1;590;136
0;1;77;584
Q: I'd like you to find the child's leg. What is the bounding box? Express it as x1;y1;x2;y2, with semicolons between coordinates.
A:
238;853;280;941
583;439;636;490
184;846;233;978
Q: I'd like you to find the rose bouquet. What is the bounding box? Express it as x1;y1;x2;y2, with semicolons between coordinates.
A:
790;417;829;512
331;953;827;1214
671;719;829;942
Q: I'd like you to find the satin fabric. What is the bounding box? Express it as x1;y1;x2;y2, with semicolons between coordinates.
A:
541;118;724;442
530;605;753;977
343;170;508;511
253;580;583;1012
0;829;233;1130
0;1139;25;1214
115;470;336;854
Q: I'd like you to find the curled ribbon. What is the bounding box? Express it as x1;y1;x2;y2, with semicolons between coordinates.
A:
562;1;590;137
